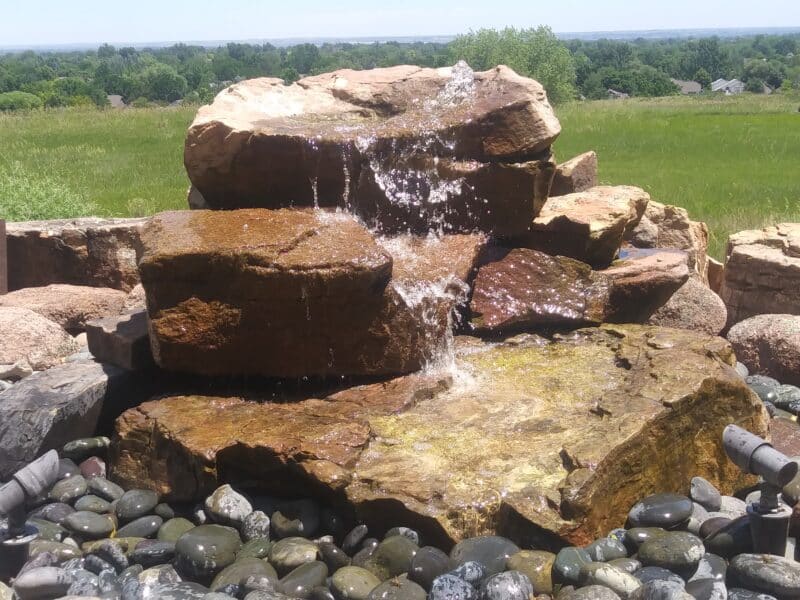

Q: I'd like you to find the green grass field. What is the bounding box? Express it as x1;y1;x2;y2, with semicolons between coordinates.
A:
1;93;798;258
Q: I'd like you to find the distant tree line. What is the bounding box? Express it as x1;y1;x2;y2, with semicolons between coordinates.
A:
0;28;798;110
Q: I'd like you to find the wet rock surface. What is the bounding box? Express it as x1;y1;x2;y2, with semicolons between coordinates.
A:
184;64;559;236
111;325;766;547
140;209;478;377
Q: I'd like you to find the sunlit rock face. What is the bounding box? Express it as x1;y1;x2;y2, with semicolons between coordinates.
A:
720;223;800;325
139;209;484;377
184;63;559;236
510;186;650;268
110;325;766;549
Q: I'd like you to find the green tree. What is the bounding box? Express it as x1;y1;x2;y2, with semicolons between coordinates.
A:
0;91;43;111
139;63;188;102
450;27;577;103
694;68;712;89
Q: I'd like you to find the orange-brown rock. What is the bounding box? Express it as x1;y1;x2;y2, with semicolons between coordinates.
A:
512;186;649;268
549;151;598;196
468;248;609;333
602;247;690;323
184;64;559;235
0;284;127;334
140;209;482;377
720;223;800;325
354;157;554;236
626;200;709;280
110;325;767;549
6;218;145;292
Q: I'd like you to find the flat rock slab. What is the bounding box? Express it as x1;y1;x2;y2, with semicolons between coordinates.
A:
0;306;80;378
110;325;766;549
6;217;145;292
512;186;649;268
721;223;800;325
86;309;154;371
140;209;480;377
184;64;559;236
0;284;127;334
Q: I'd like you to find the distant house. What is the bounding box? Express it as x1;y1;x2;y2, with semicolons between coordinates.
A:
711;78;746;95
107;94;126;109
607;88;630;100
671;79;702;94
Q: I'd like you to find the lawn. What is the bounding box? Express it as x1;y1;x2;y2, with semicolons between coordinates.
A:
554;94;800;258
1;93;798;258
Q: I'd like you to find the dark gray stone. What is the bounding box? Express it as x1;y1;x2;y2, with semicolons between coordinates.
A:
279;561;328;599
586;537;629;562
86;309;154;371
409;546;452;591
363;534;419;580
268;537;320;576
132;540;177;568
331;566;382;600
479;571;534;600
63;511;115;539
175;524;243;582
627;494;693;529
117;514;163;538
429;575;477;600
116;488;159;522
553;546;593;585
449;536;519;576
367;575;426;600
638;532;704;575
212;557;278;591
690;477;722;512
0;359;142;479
728;554;800;599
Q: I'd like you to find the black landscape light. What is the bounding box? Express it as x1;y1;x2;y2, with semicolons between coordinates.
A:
723;424;798;558
0;450;60;582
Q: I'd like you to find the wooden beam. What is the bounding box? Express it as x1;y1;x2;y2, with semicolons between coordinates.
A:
0;219;6;294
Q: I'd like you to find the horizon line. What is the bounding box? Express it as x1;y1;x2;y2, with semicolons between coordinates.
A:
2;25;800;52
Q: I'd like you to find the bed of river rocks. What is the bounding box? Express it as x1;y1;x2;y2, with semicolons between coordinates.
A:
2;63;800;600
2;429;800;600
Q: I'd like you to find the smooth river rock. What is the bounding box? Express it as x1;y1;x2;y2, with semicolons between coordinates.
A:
728;554;800;599
110;325;767;547
174;524;242;581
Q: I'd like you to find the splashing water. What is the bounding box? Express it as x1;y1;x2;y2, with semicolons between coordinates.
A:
433;60;476;108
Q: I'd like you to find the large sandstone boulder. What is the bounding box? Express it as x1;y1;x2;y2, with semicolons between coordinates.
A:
184;64;559;236
140;209;481;377
0;284;127;334
6;217;144;292
0;307;80;379
512;186;649;268
110;325;766;548
647;275;728;336
727;314;800;386
549;151;598;196
721;223;800;325
626;201;709;279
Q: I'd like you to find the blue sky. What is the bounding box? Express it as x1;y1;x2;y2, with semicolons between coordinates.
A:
1;0;798;46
